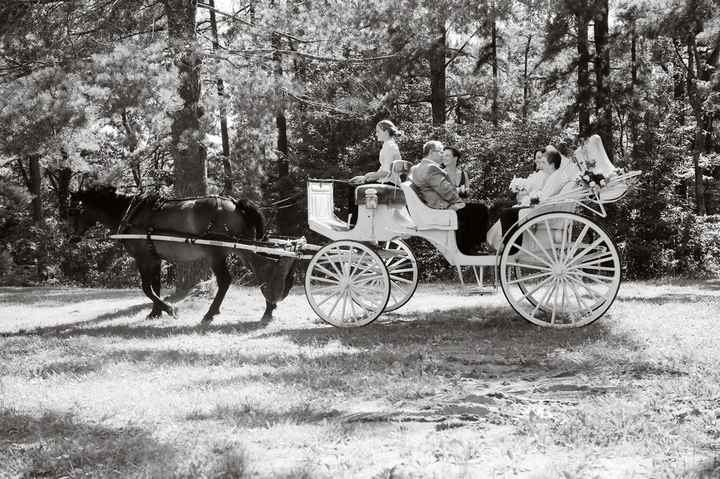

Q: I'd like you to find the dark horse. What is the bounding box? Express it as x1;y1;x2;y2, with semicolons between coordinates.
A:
69;186;296;323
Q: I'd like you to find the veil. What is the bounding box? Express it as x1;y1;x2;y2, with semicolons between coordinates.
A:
574;134;616;177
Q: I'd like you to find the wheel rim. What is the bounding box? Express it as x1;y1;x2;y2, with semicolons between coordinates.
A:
305;240;390;327
382;239;419;312
499;212;621;328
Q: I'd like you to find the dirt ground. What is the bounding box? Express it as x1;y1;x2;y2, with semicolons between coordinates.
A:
1;280;720;478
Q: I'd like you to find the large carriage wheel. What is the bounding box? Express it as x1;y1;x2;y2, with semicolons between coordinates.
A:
305;240;390;328
382;239;419;312
499;212;621;328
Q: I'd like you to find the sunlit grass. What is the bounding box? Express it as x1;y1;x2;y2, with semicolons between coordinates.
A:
1;281;720;477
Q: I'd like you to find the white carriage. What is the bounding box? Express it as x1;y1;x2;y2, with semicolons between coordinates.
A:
304;147;641;329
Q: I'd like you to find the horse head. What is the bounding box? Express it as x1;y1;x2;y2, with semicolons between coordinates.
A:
68;185;123;236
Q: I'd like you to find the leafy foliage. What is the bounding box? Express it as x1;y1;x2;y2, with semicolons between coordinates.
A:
1;0;719;286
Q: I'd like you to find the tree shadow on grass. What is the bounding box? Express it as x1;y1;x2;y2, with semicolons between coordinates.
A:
0;287;140;306
186;304;684;391
0;408;177;478
1;308;269;339
0;301;151;338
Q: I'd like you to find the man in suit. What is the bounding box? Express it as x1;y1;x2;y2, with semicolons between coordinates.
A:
410;140;465;211
411;141;489;254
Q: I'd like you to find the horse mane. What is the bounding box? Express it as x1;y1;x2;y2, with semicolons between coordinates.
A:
73;185;132;221
234;198;265;240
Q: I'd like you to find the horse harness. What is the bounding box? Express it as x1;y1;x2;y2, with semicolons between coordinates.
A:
117;195;237;256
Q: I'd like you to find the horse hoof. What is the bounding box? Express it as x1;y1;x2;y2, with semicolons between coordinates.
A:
165;307;176;318
260;314;272;323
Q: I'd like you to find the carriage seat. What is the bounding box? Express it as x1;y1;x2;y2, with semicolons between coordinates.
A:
354;184;406;206
400;181;458;230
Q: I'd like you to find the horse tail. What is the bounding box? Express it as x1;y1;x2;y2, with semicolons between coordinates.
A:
234;198;266;240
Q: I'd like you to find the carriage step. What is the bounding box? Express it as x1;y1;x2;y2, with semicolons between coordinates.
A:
455;265;497;294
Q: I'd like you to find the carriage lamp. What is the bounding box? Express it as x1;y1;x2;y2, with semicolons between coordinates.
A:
365;188;378;209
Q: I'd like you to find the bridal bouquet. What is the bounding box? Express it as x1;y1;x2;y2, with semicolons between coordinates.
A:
577;170;608;194
509;176;528;192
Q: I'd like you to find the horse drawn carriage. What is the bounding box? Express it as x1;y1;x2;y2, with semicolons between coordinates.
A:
304;161;640;329
100;138;639;329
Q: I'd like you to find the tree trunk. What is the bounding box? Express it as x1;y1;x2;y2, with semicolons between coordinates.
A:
629;17;640;161
522;34;532;123
164;0;209;291
272;30;294;234
208;0;232;196
687;32;706;215
576;12;591;138
429;24;446;126
490;8;498;128
593;0;613;162
56;166;72;220
29;155;41;223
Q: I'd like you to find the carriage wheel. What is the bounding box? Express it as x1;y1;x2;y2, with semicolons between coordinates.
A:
499;212;621;328
305;240;390;328
382;239;419;312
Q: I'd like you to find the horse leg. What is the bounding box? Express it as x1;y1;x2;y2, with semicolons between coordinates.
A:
261;300;276;322
140;260;174;319
201;254;231;324
153;261;175;317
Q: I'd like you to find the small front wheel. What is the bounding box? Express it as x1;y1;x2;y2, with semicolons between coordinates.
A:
499;212;621;328
305;240;390;327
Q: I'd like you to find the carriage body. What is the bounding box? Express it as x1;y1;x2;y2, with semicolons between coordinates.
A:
304;167;641;329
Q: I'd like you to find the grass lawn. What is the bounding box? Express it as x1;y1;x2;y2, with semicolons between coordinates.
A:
1;279;720;478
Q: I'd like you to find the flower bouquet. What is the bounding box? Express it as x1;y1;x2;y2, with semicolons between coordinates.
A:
509;176;528;193
576;170;608;194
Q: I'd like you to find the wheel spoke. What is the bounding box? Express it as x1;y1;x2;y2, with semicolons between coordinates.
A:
509;243;553;268
505;261;551;272
315;288;343;308
387;266;415;274
566;275;604;306
349;288;378;311
525;228;556;264
518;274;555;303
389;281;409;298
348;250;366;278
543;219;560;263
567;277;593;317
327;290;345;317
340;289;349;323
570;270;615;283
388;275;415;284
319;255;344;279
573;253;615;268
565;224;590;263
506;270;552;285
558;219;570;263
313;263;342;281
550;280;559;324
532;280;557;319
310;275;341;285
567;236;606;268
310;284;341;296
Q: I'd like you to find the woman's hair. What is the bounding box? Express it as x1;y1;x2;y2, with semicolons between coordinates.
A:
376;119;401;137
545;149;562;169
444;146;462;161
